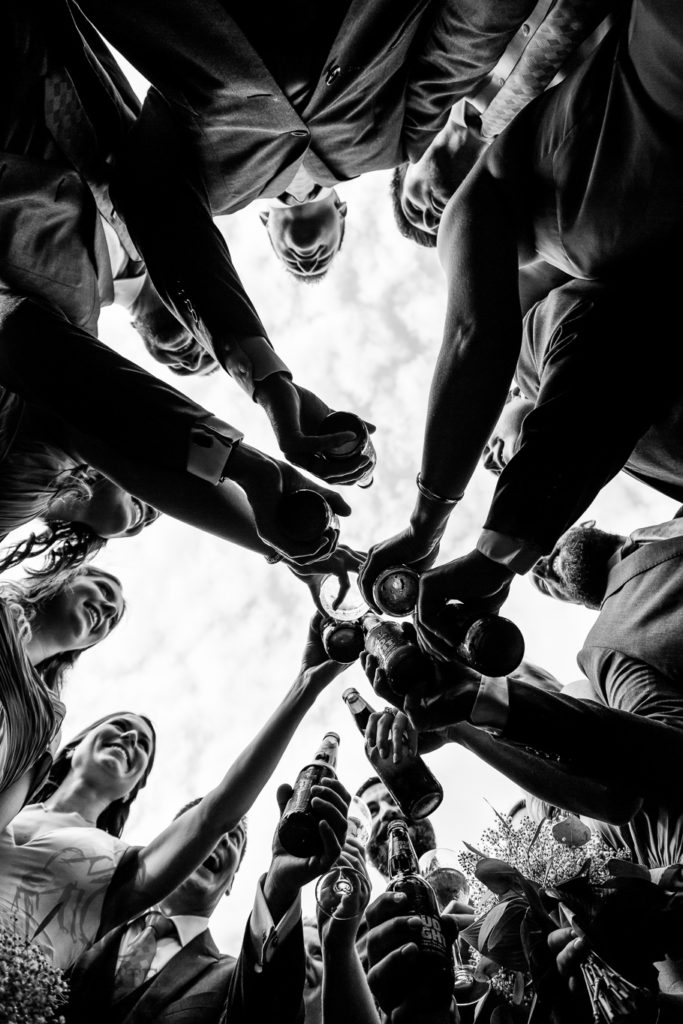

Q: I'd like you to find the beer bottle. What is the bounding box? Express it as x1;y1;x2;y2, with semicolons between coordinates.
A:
386;820;455;1010
321;411;375;488
321;619;365;664
363;615;433;696
342;688;442;819
439;603;525;676
372;565;420;617
278;732;340;857
278;489;339;544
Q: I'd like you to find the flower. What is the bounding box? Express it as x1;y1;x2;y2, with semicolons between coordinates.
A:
0;925;68;1024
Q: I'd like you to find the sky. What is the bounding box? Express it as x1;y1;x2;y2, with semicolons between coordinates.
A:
25;58;677;951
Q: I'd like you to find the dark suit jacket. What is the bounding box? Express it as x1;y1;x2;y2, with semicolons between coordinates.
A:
66;915;305;1024
485;272;683;553
74;0;535;383
0;0;140;333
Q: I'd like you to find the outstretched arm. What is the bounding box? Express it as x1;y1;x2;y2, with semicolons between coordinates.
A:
360;156;524;610
102;617;351;929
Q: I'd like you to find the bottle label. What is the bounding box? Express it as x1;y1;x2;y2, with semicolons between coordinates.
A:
365;623;405;666
287;764;332;815
415;914;451;960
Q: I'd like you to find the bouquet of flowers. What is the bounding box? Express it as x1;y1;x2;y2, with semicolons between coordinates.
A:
456;807;644;1022
0;924;68;1024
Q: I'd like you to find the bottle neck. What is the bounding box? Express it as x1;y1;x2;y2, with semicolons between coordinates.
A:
388;826;420;877
344;694;373;734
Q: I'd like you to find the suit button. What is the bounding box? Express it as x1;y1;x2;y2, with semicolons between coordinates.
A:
290;129;308;137
325;65;341;86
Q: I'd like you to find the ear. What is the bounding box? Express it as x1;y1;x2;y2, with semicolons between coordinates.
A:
336;201;348;220
259;210;270;227
121;791;131;804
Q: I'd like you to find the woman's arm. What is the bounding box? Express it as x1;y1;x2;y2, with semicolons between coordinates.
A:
103;617;350;928
319;843;379;1024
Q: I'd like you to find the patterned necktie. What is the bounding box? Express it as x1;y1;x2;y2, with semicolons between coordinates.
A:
113;912;178;999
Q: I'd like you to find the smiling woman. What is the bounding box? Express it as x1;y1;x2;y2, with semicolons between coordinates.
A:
0;614;351;972
0;565;125;836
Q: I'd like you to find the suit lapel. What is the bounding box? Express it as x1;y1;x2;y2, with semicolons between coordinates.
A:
67;923;126;1019
603;533;683;602
124;930;221;1024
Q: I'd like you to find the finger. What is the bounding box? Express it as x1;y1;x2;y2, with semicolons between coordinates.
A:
375;711;395;760
366;710;383;749
443;900;476;916
276;783;293;815
367;944;418;1011
372;667;399;705
415;619;456;663
312;784;351;822
367;917;425;968
321;489;352;517
391;711;412;762
317;816;343;868
366;891;410;929
548;927;576;955
314;775;352;806
332;571;351;610
364;421;377;434
313;430;358;453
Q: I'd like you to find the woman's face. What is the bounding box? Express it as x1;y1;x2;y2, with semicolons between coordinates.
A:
80;479;158;539
38;572;125;653
70;715;154;801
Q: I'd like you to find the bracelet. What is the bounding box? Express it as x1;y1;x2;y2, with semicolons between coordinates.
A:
264;549;284;565
416;473;461;506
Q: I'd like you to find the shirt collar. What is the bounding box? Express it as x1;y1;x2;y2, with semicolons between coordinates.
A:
170;914;210;947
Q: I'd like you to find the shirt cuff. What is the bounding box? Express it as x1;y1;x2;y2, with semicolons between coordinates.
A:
470;675;510;736
226;337;292;400
477;530;545;575
249;873;302;970
187;414;244;484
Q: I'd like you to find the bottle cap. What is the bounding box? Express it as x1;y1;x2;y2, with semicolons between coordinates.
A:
322;731;341;743
342;687;360;701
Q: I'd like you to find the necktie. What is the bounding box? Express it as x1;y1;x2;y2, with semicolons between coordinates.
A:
114;912;178;999
43;63;139;260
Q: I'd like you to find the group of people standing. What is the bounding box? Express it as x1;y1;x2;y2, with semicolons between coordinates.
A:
0;0;682;1021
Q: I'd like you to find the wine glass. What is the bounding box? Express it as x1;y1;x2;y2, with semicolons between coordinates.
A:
418;848;471;911
419;849;473;991
346;795;373;846
319;574;368;622
315;796;373;920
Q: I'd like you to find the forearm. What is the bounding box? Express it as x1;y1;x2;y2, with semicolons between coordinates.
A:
485;283;663;552
322;945;380;1024
67;429;270;555
505;680;683;802
125;672;323;919
415;171;521;530
114;98;288;398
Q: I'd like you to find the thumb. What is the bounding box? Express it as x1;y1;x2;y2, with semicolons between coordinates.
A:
276;783;293;815
364;420;377;435
314;430;358;453
319;487;352;517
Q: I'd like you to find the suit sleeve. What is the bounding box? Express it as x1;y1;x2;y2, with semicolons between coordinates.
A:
482;278;677;557
112;91;291;399
0;294;242;483
503;678;683;806
219;914;305;1024
401;0;537;160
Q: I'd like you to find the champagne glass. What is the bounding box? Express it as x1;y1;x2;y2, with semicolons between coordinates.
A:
346;795;373;847
419;849;473;991
418;848;471;910
315;796;373;920
320;574;368;622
